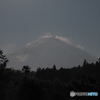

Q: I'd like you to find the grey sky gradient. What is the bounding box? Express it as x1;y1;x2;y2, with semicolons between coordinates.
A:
0;0;100;57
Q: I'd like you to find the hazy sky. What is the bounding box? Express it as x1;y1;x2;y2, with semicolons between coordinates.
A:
0;0;100;57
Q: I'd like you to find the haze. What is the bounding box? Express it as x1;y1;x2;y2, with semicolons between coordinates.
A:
0;0;100;57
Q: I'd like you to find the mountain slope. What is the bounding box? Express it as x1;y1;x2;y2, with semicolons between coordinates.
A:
7;37;97;71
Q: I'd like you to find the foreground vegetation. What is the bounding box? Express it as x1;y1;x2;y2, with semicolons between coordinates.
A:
0;50;100;100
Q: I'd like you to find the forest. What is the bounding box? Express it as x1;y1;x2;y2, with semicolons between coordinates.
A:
0;50;100;100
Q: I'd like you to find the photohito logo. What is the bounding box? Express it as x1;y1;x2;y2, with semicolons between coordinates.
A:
70;91;75;97
88;92;98;96
70;91;98;97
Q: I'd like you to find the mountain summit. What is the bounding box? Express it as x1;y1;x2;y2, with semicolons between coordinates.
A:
7;36;97;71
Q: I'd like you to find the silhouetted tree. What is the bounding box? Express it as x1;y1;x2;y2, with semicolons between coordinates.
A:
53;64;56;71
36;67;42;73
22;65;30;75
0;49;8;71
98;58;100;63
0;51;100;100
60;67;64;71
83;59;88;66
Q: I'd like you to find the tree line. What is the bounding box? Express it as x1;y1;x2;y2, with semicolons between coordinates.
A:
0;50;100;100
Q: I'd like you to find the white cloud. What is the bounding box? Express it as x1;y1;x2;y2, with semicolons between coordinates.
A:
55;35;72;45
55;35;84;50
41;35;53;39
40;32;53;39
27;34;84;50
26;43;32;46
76;45;84;50
26;34;53;47
16;55;29;62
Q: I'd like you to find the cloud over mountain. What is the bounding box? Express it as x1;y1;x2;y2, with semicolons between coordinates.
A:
7;36;97;71
40;35;84;50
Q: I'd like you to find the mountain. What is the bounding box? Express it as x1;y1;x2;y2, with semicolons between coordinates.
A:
7;37;97;71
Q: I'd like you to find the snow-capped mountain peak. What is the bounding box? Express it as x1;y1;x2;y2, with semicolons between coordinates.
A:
7;36;97;71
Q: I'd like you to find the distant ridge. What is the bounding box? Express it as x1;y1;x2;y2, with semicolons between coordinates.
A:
7;37;97;71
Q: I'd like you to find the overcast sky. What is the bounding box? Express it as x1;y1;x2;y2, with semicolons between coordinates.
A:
0;0;100;57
